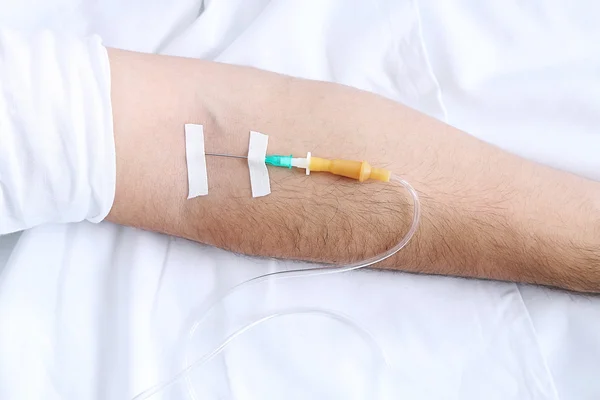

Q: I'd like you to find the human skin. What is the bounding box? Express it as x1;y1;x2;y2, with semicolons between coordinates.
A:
106;48;600;293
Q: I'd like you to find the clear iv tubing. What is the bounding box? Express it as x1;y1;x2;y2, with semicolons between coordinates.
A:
132;174;421;400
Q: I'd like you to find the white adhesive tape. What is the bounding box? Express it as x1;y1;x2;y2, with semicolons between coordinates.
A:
185;124;209;198
248;131;271;197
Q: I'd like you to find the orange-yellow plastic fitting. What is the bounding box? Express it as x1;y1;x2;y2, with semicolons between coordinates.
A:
309;157;391;182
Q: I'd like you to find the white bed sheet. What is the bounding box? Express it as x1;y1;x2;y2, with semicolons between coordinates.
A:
0;1;599;399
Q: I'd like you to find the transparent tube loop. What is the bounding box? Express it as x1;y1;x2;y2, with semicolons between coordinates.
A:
132;174;420;400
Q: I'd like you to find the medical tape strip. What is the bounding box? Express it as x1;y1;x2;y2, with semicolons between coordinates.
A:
185;124;209;198
248;131;271;197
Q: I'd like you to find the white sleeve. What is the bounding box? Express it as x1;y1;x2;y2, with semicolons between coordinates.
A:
0;30;115;234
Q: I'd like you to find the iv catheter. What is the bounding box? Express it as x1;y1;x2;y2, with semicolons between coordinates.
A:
132;152;421;400
206;152;392;182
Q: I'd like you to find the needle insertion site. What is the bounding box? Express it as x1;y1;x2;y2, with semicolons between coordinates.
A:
205;152;248;159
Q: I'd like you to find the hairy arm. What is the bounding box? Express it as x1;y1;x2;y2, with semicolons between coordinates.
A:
107;49;600;292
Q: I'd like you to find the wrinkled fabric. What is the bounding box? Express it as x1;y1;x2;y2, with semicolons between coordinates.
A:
0;30;114;234
0;1;599;399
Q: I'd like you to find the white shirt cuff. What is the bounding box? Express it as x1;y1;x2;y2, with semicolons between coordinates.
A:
0;30;115;234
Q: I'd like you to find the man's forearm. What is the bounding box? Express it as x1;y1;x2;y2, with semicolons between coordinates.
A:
107;49;600;292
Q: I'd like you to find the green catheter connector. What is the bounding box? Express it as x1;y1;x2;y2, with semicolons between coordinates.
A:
265;154;293;168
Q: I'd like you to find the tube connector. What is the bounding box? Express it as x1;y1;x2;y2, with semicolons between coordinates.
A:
265;152;391;182
309;157;391;182
265;154;293;168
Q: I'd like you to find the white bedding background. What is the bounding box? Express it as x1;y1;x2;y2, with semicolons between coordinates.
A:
0;1;599;399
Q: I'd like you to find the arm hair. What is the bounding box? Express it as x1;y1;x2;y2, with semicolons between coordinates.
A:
107;49;600;292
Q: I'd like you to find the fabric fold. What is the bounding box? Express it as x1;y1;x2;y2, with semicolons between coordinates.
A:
0;30;115;234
